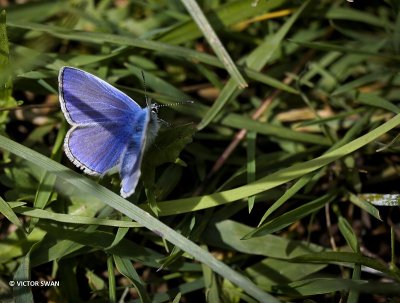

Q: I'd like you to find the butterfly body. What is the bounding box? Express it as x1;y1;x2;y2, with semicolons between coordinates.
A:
59;66;159;198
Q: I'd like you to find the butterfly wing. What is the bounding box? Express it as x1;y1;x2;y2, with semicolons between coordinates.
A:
120;109;151;198
59;67;141;175
59;67;141;124
65;123;133;175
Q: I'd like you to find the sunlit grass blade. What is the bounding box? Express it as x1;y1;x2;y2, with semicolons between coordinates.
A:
181;0;247;89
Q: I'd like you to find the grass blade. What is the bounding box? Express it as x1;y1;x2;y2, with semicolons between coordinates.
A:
13;248;34;303
244;193;335;238
181;0;247;89
258;172;315;225
291;251;400;280
114;255;151;303
246;131;256;212
0;196;23;228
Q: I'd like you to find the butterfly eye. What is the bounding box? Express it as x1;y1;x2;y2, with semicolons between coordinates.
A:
150;103;159;114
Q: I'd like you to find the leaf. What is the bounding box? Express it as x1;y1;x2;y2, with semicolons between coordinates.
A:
338;215;359;253
203;260;220;303
107;255;116;303
86;269;105;291
141;125;196;187
348;192;381;221
246;131;256;212
258;172;315;225
149;279;205;303
202;220;324;258
246;258;326;292
0;195;23;228
13;247;34;303
244;193;335;239
114;255;151;303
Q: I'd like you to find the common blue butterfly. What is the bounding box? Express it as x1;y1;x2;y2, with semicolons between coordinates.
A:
58;67;160;198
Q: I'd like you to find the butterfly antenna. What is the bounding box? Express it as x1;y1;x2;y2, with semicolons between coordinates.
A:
156;100;194;109
141;70;150;107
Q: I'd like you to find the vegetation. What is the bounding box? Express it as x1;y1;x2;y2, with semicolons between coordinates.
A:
0;0;400;302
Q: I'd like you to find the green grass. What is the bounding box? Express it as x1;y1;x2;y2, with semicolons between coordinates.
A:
1;1;400;302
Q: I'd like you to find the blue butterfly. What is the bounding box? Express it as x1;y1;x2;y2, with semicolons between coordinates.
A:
58;66;160;198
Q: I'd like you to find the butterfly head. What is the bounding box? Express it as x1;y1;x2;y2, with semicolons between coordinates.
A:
144;102;160;150
150;102;159;115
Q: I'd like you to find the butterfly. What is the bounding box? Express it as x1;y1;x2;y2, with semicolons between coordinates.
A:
58;66;160;198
